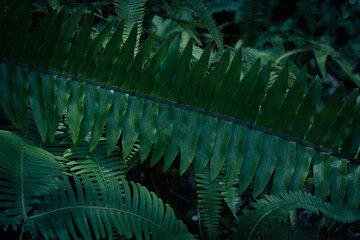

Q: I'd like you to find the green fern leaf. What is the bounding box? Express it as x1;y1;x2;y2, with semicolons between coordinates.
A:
0;131;192;239
236;0;266;46
1;1;360;208
64;140;128;182
0;130;65;231
34;175;192;239
254;217;319;240
114;0;147;53
196;166;223;239
185;0;224;53
234;191;360;239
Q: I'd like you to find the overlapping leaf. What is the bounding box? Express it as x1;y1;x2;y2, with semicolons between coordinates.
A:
234;191;360;239
0;130;65;231
0;131;191;239
196;166;223;239
1;0;360;209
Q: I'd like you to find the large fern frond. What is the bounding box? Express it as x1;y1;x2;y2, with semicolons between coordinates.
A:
0;130;192;239
1;0;360;207
26;175;192;240
234;191;360;239
254;217;320;240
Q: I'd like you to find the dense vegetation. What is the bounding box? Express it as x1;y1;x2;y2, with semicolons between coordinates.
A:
1;0;360;239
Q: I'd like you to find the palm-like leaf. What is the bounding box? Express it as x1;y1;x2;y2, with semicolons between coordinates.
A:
1;0;360;211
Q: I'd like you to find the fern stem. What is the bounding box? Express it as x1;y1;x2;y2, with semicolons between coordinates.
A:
248;205;283;240
218;21;238;30
197;203;204;239
18;221;25;240
20;145;27;220
275;48;313;64
148;168;160;196
91;150;109;196
177;6;198;16
177;22;203;46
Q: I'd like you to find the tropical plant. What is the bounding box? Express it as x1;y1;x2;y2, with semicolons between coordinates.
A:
0;0;360;239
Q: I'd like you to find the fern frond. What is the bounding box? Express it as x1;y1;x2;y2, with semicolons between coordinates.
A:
255;217;320;240
185;0;224;52
207;0;241;14
242;47;279;64
0;107;71;161
0;130;65;231
63;134;140;189
64;139;129;182
1;0;360;207
220;174;241;218
47;0;61;10
0;131;192;239
235;0;266;46
297;0;320;35
234;191;360;239
26;175;192;240
196;166;223;239
114;0;147;52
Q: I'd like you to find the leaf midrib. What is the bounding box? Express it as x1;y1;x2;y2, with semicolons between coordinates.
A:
20;145;27;219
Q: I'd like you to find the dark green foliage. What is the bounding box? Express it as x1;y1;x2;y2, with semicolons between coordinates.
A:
233;191;360;239
0;130;191;239
236;0;268;46
185;0;224;53
207;0;241;14
0;1;360;239
114;0;147;51
1;0;360;200
253;217;320;240
0;130;65;231
196;166;223;239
